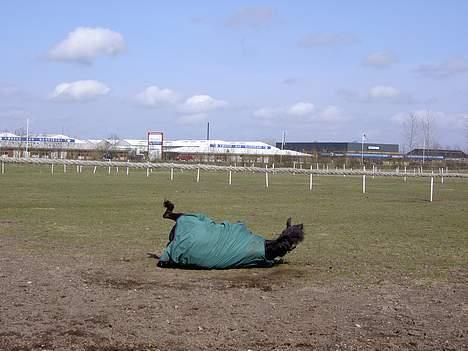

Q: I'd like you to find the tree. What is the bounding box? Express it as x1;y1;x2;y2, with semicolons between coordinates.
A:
402;111;439;153
401;113;419;153
419;111;437;150
98;134;120;160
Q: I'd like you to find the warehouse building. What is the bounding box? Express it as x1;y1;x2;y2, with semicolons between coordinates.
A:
0;132;310;163
407;148;467;160
276;141;399;155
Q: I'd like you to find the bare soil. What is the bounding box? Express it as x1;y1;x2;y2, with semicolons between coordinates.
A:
1;235;466;351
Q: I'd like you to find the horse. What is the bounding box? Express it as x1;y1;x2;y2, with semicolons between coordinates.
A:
150;200;304;269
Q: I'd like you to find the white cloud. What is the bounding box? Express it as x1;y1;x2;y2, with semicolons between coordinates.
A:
49;27;125;64
362;51;397;68
368;85;401;99
287;102;315;116
415;58;468;79
319;105;342;121
179;95;227;114
339;86;414;104
298;33;356;48
226;6;274;28
136;86;178;107
392;110;467;130
49;80;110;101
253;103;344;124
390;110;432;124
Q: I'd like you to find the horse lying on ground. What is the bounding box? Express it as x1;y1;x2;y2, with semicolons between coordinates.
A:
150;200;304;269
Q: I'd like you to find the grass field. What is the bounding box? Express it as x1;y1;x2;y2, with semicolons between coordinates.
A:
1;164;466;282
1;164;467;350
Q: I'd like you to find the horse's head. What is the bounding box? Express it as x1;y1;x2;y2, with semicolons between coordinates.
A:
280;217;304;245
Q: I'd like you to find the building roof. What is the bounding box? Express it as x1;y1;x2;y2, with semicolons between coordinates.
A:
165;140;311;157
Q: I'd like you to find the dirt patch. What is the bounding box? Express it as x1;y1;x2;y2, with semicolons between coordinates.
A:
0;219;16;225
0;237;466;350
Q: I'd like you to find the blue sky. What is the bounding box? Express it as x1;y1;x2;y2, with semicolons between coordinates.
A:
1;0;467;149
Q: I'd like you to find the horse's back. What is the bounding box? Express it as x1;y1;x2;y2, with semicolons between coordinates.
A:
168;213;269;269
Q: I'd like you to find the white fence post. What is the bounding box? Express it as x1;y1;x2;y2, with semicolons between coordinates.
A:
77;165;79;173
362;166;366;194
196;167;200;183
146;167;149;177
51;164;54;175
229;169;232;185
93;166;97;174
430;176;434;202
404;166;407;182
441;168;444;184
170;167;174;181
265;165;269;188
116;167;119;174
309;165;313;191
108;166;111;175
63;164;66;173
1;162;4;174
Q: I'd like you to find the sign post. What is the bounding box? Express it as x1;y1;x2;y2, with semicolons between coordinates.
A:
147;131;164;161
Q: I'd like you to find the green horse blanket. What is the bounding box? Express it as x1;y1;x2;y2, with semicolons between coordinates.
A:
159;213;274;269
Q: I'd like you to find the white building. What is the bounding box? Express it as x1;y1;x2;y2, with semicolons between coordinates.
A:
0;132;310;163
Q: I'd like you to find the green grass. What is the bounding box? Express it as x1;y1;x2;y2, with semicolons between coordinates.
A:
1;164;467;282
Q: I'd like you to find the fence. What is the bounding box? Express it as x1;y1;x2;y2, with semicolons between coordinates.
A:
1;157;467;202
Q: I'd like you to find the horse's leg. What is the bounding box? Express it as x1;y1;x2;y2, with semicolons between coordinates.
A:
163;200;184;222
163;211;183;221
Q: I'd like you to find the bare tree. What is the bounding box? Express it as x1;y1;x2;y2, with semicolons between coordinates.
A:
14;127;26;136
420;111;438;150
98;134;120;160
401;113;419;153
13;127;27;151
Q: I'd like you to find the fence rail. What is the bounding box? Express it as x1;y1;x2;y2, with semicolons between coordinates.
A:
1;156;468;178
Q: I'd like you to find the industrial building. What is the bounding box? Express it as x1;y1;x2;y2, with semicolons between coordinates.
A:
0;132;310;163
2;132;465;164
406;148;467;160
276;141;399;155
276;141;467;162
